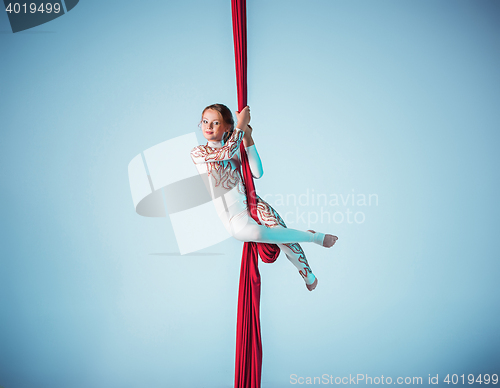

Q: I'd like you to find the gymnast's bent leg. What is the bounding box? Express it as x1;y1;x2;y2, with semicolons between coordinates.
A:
229;196;319;289
255;196;317;287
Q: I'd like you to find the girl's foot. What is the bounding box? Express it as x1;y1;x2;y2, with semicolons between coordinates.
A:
302;270;317;291
308;230;338;247
306;277;318;291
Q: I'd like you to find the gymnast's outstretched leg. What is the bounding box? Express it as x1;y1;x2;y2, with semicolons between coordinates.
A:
230;204;337;248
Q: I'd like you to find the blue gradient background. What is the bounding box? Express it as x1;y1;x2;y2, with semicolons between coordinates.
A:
1;1;499;387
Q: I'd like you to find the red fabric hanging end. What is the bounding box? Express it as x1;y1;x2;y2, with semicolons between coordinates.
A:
231;1;280;387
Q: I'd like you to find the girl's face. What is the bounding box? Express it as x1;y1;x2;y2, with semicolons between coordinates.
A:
201;109;231;142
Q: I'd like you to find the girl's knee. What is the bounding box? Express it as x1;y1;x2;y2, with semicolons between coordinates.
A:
252;227;265;242
232;231;246;242
232;224;264;242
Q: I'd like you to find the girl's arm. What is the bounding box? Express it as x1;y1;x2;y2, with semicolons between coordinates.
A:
190;128;244;164
245;144;264;179
243;125;263;179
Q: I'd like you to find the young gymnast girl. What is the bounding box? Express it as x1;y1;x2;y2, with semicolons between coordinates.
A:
190;104;338;291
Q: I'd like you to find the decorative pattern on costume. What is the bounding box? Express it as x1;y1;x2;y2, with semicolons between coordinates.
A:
190;129;247;197
284;242;313;279
255;196;287;228
206;160;246;193
190;129;244;163
254;196;313;279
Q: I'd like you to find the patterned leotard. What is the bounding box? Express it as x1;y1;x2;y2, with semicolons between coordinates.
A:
190;128;316;281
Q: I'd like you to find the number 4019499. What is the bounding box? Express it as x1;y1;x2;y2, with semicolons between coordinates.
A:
5;3;62;13
444;374;498;384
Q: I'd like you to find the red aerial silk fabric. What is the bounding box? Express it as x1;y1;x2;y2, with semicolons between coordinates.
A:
232;1;281;387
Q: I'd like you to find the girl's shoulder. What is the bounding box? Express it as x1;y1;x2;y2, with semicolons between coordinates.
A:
191;144;208;154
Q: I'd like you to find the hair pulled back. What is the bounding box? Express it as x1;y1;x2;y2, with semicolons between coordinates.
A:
201;103;234;143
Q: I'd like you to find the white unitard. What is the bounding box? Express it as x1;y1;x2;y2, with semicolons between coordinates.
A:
190;128;324;281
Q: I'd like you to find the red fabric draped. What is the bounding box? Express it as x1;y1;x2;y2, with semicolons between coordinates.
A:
232;1;281;387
